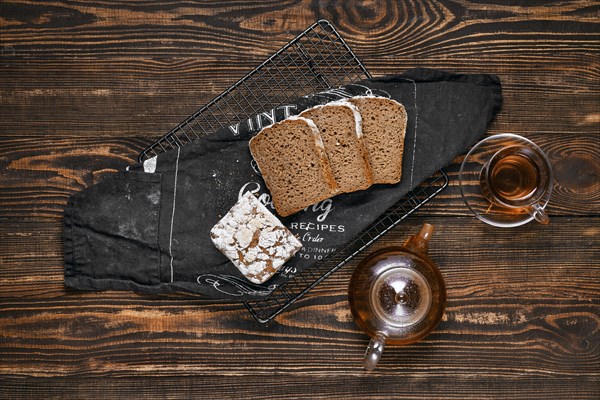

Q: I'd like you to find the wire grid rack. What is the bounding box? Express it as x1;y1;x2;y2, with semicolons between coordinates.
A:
138;19;371;162
244;171;448;323
137;19;449;322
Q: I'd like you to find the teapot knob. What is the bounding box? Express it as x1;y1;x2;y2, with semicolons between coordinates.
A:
363;332;387;371
403;223;434;255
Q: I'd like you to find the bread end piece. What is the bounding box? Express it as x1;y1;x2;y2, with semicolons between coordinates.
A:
210;192;302;284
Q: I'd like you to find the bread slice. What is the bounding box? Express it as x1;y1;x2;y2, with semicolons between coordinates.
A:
300;102;373;193
347;96;407;184
249;116;339;217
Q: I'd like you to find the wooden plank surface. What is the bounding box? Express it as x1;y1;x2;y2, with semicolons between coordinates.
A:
1;1;599;399
1;217;598;398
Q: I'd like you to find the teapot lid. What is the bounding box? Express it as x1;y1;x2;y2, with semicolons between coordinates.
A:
370;265;432;327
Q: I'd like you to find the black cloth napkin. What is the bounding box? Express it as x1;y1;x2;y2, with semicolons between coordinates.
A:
64;68;502;300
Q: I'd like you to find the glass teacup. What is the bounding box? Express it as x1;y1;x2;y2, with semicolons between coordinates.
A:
459;134;553;227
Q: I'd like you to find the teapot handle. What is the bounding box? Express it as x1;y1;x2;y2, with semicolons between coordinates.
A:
363;332;387;371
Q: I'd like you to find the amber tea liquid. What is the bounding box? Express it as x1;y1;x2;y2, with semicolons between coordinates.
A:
482;146;546;207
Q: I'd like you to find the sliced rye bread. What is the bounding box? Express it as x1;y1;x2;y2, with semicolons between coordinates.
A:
347;96;408;184
249;116;339;217
299;102;373;193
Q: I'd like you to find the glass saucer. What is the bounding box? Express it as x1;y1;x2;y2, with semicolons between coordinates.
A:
458;134;552;228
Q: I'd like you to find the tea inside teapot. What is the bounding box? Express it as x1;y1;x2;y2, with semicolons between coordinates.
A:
348;223;446;371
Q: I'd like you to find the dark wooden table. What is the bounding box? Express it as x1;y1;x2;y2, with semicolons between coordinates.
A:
1;1;598;399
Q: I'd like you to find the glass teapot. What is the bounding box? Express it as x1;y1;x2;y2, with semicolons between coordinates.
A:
348;223;446;371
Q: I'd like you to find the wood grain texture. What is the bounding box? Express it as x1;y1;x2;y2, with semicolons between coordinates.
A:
1;0;599;399
1;1;598;138
0;217;598;399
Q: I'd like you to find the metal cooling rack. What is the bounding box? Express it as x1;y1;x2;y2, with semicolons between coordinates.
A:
244;170;448;323
138;19;371;162
138;19;449;322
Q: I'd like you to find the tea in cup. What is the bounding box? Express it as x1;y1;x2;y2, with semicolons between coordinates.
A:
459;134;553;227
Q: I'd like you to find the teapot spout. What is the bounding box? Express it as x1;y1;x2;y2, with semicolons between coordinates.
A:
404;223;434;255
